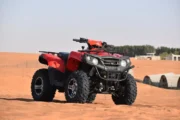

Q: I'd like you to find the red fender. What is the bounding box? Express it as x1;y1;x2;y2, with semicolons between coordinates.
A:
43;54;65;73
66;51;83;71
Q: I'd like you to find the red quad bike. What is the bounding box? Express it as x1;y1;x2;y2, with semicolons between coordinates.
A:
31;38;137;105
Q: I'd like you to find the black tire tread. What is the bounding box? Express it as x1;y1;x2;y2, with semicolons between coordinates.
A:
86;93;96;103
112;74;137;105
31;68;56;101
65;70;90;103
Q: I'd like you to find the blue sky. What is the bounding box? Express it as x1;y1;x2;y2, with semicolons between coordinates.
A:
0;0;180;53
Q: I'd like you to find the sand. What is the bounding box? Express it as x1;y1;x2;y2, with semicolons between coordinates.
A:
0;52;180;120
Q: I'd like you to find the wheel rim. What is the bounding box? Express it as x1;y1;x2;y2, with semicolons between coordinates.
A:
34;77;43;95
68;78;78;98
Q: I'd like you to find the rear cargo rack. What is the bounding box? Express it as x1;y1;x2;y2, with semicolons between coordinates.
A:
39;51;58;55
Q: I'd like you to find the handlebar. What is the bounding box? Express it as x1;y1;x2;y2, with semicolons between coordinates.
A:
73;37;88;43
72;39;80;42
73;37;114;49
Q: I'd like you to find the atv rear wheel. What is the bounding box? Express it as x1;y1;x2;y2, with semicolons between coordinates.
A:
64;70;90;103
31;68;56;101
112;74;137;105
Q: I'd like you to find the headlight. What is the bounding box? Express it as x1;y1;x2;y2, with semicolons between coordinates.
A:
85;55;99;65
127;59;130;63
92;58;98;65
86;56;91;61
120;60;127;67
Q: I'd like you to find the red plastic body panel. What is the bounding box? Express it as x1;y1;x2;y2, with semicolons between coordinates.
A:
66;51;84;71
43;54;65;73
95;52;122;58
88;39;102;47
40;39;123;73
89;48;122;58
65;50;122;72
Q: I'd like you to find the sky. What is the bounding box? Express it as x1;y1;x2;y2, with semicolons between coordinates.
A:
0;0;180;53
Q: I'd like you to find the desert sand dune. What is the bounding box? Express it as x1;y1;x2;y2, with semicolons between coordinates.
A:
0;52;180;120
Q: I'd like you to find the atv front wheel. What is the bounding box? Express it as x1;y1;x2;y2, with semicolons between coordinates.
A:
64;70;90;103
31;68;56;101
86;93;96;103
112;74;137;105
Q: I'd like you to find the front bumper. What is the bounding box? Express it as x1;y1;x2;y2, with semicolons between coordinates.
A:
83;54;135;81
91;65;134;81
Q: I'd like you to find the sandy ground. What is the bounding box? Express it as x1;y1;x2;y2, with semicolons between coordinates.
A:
0;52;180;120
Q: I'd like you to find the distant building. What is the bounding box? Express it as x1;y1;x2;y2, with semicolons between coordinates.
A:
135;52;161;60
165;54;180;61
146;53;155;56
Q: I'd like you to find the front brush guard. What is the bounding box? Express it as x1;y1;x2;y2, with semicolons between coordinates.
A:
90;65;135;82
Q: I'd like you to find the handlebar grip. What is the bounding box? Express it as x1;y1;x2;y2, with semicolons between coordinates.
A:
79;38;88;43
73;38;88;43
73;39;80;42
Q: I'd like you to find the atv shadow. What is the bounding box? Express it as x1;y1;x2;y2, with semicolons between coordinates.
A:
0;97;67;103
135;78;143;83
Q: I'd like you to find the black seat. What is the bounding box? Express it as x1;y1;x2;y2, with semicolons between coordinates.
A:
57;52;70;64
